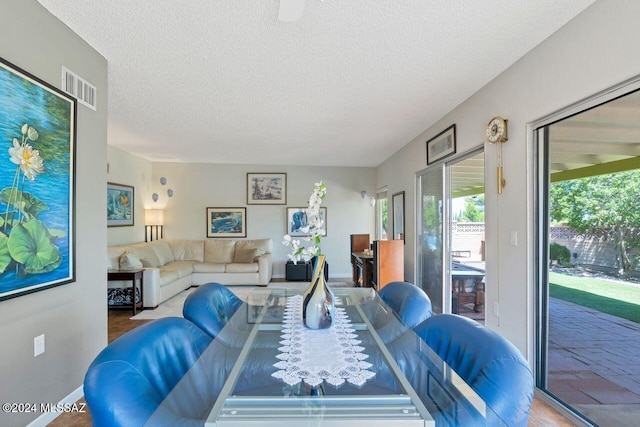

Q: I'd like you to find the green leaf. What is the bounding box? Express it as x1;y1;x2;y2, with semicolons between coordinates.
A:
0;189;48;220
0;232;11;273
7;219;61;274
48;229;67;239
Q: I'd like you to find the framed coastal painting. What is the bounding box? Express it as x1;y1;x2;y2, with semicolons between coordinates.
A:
107;182;134;227
0;56;77;301
286;207;327;237
426;124;456;165
207;207;247;238
247;172;286;205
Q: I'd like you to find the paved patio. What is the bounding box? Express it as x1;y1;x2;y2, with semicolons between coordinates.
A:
548;297;640;426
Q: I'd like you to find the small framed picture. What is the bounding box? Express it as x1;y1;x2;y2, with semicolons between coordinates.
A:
426;124;456;165
286;207;327;237
206;207;247;238
107;182;134;227
247;173;287;205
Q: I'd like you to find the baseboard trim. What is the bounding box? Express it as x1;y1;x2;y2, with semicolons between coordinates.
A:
26;385;84;427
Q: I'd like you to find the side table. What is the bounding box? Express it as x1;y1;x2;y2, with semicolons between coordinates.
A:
107;269;144;315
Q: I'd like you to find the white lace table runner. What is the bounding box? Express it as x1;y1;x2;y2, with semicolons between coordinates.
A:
271;295;375;388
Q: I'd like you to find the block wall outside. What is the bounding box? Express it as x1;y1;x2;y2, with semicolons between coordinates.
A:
550;225;631;276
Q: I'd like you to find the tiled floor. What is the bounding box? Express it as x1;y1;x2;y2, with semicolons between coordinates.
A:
548;297;640;426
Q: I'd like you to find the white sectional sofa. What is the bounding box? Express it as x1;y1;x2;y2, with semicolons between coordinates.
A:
107;238;273;308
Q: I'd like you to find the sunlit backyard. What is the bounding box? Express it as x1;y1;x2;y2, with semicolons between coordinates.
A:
549;270;640;323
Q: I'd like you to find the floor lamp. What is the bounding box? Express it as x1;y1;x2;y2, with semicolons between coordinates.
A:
145;209;164;242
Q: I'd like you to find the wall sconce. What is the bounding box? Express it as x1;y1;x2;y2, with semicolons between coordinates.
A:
145;209;164;242
154;177;174;202
360;190;376;207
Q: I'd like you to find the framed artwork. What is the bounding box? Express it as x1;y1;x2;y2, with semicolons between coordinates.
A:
247;172;287;205
107;182;134;227
0;56;77;301
207;207;247;238
392;191;405;242
286;207;327;237
426;124;456;165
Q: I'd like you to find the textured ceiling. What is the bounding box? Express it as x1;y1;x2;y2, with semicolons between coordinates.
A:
37;0;595;167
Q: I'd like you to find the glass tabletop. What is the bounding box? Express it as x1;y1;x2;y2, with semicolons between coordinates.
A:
146;287;505;427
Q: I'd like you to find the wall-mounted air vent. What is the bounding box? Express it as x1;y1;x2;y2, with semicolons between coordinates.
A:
61;66;97;111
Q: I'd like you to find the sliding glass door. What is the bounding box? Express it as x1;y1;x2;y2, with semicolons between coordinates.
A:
417;167;444;313
417;149;485;316
535;83;640;427
449;150;485;323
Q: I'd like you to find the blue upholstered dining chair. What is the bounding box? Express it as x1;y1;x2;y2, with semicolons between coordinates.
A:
182;282;243;338
378;281;432;329
83;317;217;427
414;314;534;427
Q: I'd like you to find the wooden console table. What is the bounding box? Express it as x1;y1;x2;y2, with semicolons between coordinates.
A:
107;269;144;315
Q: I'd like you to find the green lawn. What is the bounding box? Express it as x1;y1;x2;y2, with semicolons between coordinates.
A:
549;271;640;323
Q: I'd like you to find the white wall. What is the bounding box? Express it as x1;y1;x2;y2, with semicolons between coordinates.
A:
0;1;108;425
150;162;376;277
376;0;640;360
107;146;153;245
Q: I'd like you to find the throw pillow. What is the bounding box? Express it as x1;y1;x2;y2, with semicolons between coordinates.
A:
119;251;143;269
233;248;263;263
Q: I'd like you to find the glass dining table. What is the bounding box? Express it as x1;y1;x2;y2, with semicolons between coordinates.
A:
146;287;504;426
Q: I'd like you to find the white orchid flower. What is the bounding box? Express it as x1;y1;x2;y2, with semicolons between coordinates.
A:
282;180;327;262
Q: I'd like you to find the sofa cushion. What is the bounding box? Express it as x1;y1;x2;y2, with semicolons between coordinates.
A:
108;246;127;270
204;240;236;264
161;261;194;278
169;240;204;262
130;243;162;268
159;270;180;287
226;263;259;273
150;240;175;266
192;263;226;273
233;248;263;263
119;251;143;270
236;239;272;254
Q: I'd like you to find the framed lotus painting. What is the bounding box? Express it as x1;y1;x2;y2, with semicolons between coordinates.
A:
0;57;77;301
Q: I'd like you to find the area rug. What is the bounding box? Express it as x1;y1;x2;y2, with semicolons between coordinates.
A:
129;281;353;320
